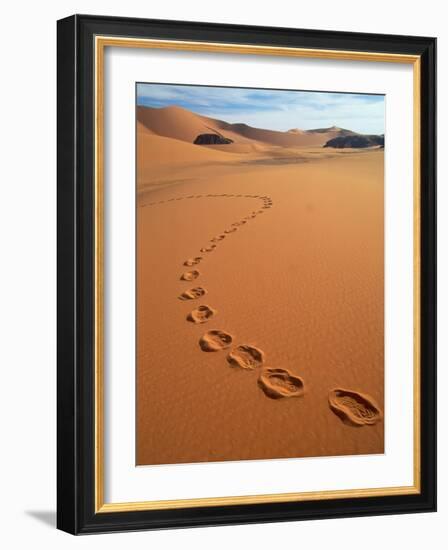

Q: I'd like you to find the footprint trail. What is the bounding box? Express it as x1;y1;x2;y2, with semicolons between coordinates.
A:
148;193;306;402
187;305;216;324
143;190;383;430
163;193;274;380
258;368;305;399
199;330;233;352
184;257;202;267
227;345;265;370
180;270;200;282
178;287;207;301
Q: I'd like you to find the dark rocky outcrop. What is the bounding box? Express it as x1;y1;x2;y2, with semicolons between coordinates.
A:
324;134;384;149
194;133;234;145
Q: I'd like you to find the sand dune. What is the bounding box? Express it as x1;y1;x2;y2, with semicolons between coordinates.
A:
137;107;381;196
137;105;219;143
136;120;154;135
137;129;244;189
137;105;356;148
137;127;241;168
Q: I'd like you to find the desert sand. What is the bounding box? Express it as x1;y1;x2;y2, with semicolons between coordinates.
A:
136;105;384;465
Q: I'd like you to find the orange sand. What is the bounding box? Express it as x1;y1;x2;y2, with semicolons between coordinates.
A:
136;106;384;465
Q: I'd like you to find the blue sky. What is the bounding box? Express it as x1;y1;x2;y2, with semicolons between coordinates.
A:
137;83;384;135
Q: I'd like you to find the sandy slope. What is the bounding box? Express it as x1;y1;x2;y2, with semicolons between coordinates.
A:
136;107;384;465
137;105;349;147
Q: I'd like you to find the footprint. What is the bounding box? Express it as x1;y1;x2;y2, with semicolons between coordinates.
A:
184;257;202;267
211;235;225;243
227;345;265;370
258;368;305;399
224;228;237;234
187;305;217;324
178;287;207;300
328;389;382;426
200;244;216;253
231;222;243;227
180;270;200;281
199;330;233;352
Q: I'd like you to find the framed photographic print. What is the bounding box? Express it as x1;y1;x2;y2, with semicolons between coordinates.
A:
57;14;436;534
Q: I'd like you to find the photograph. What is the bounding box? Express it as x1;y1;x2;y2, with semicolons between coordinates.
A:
136;83;385;466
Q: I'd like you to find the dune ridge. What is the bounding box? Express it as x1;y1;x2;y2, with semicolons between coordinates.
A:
136;102;385;466
137;105;374;149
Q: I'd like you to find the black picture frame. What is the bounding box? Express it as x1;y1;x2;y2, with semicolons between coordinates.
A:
57;14;436;534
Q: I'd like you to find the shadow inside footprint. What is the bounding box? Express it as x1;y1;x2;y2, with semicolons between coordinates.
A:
211;235;225;242
328;388;382;426
187;305;216;324
224;228;237;234
227;345;265;370
178;287;207;300
199;330;233;352
258;368;305;399
184;257;202;267
180;270;200;281
200;244;216;253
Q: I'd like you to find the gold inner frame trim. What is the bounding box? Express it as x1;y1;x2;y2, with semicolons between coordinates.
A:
94;35;421;513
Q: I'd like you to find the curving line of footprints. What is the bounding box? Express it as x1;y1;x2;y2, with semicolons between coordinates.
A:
144;192;382;427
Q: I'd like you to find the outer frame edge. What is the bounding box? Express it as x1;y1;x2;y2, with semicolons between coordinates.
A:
57;14;436;534
57;14;79;535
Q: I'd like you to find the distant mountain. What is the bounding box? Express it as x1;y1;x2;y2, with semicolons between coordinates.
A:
324;134;384;149
306;126;357;137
